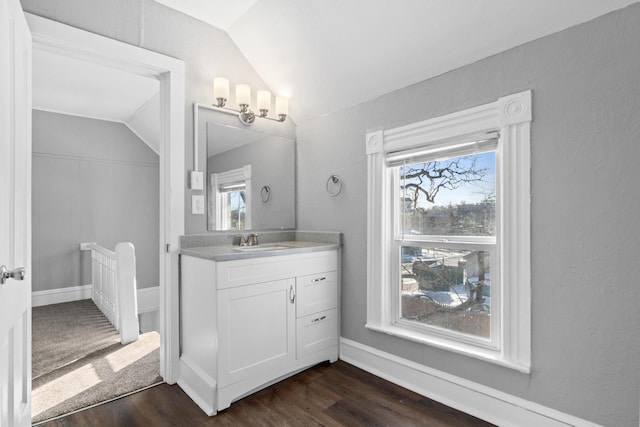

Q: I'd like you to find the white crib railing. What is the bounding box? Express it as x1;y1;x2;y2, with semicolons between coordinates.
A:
80;242;139;344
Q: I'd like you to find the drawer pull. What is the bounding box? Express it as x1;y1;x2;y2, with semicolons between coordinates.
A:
312;315;327;323
311;277;327;282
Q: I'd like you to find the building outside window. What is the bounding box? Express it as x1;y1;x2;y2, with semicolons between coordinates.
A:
394;145;497;343
366;91;532;372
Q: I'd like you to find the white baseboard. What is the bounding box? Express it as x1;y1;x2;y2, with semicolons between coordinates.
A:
32;285;160;315
339;338;599;427
31;285;93;307
178;356;217;416
137;286;160;313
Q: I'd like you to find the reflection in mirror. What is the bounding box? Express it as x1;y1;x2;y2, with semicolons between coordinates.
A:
207;122;295;231
212;165;251;230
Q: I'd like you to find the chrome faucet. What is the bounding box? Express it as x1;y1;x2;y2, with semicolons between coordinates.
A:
238;233;259;246
247;233;259;246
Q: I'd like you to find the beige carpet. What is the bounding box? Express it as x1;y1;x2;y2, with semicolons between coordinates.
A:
32;300;162;423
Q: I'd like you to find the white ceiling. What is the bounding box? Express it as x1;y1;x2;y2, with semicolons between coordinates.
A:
154;0;259;31
207;122;268;157
32;0;639;131
32;48;161;153
33;49;159;123
160;0;639;122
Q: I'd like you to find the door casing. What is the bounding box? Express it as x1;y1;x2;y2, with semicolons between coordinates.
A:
26;13;185;383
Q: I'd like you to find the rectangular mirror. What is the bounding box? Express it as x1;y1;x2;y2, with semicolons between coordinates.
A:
207;122;295;231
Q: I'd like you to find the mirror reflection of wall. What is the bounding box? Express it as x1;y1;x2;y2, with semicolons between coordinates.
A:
206;122;295;231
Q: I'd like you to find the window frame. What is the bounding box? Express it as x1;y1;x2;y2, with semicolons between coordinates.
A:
211;165;252;231
366;91;532;372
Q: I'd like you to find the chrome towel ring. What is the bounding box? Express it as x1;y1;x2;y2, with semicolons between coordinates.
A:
260;185;271;203
326;175;343;197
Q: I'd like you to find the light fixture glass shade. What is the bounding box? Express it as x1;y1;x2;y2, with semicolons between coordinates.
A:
213;77;229;100
275;96;289;116
236;84;251;106
257;90;271;112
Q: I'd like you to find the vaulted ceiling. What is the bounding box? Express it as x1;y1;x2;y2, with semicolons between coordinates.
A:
32;0;639;133
157;0;638;122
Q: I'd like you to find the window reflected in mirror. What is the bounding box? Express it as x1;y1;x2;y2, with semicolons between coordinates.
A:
213;167;250;230
206;122;295;231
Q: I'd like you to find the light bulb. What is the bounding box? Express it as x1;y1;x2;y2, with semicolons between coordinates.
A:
213;77;229;107
236;84;251;108
275;96;289;121
257;90;271;117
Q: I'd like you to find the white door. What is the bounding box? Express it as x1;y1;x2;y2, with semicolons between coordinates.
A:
0;0;31;425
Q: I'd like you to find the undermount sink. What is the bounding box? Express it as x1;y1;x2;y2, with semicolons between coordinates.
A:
232;245;290;252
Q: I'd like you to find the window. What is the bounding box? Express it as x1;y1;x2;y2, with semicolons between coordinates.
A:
211;165;252;231
366;91;532;372
394;146;498;345
218;181;247;230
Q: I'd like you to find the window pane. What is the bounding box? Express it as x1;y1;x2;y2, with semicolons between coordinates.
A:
400;151;495;236
225;190;246;230
400;246;491;339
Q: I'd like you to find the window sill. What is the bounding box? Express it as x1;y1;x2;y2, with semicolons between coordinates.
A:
365;322;531;374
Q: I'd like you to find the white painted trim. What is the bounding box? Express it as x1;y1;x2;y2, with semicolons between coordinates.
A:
31;285;93;307
32;284;160;312
116;242;139;344
27;12;185;384
137;286;160;313
339;338;600;427
178;356;217;416
365;90;532;372
213;165;252;230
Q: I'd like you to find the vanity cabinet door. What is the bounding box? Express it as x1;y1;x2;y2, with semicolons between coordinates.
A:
217;278;296;387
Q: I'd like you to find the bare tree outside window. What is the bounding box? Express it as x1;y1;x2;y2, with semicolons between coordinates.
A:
401;157;487;205
399;151;495;338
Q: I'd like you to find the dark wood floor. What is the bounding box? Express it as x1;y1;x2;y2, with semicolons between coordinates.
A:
38;360;494;427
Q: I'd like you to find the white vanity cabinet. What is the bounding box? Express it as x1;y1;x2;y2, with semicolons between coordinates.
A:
178;249;339;416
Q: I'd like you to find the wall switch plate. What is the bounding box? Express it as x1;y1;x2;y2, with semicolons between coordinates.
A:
192;195;205;215
190;171;204;190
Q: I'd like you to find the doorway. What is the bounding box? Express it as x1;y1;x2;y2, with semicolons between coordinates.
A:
26;11;184;420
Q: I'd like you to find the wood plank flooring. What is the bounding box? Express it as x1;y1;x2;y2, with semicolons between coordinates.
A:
38;361;495;427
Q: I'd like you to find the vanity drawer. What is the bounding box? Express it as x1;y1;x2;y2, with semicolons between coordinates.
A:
296;271;337;317
296;308;338;359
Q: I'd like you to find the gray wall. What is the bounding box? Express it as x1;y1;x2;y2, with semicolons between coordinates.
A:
207;135;295;230
296;5;640;426
20;0;640;425
32;110;159;290
20;0;278;236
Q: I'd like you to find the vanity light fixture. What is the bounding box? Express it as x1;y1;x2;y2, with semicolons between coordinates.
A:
213;77;288;125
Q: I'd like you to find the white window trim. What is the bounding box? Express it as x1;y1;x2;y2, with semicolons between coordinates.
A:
366;90;531;373
212;165;252;230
